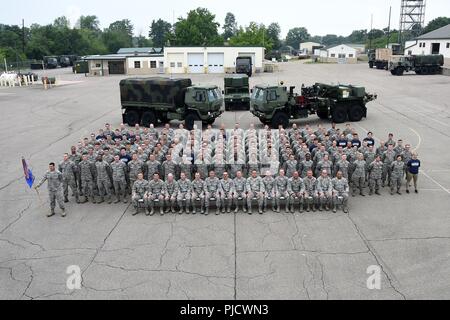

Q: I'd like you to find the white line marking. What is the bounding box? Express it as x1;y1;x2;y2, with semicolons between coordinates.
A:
421;171;450;195
409;127;422;152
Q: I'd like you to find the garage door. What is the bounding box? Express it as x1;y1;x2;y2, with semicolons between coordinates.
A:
108;61;125;74
167;53;184;73
188;53;204;73
207;53;224;73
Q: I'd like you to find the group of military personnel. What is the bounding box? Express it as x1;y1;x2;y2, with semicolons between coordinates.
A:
35;121;420;217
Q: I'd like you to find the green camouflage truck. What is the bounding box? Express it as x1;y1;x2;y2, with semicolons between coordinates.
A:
223;74;250;111
250;83;377;128
120;77;223;130
389;54;444;75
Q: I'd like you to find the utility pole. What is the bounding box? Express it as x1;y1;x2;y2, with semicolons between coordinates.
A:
386;6;392;48
369;14;373;50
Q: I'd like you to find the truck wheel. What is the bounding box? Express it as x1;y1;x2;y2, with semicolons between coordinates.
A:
369;62;374;69
317;110;329;120
271;112;289;129
331;105;347;123
185;113;200;130
348;105;364;122
141;111;157;127
396;68;404;76
125;110;140;127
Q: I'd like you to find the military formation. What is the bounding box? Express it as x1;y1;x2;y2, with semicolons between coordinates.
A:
35;121;421;217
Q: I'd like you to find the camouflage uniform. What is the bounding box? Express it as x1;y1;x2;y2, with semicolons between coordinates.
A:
390;160;405;194
131;179;149;214
36;170;65;215
316;176;333;210
246;176;265;214
128;160;144;193
382;150;396;187
148;179;165;214
162;160;178;181
111;161;128;203
303;176;318;211
204;177;220;214
262;176;276;211
335;159;350;180
351;159;366;196
177;178;192;213
191;178;206;214
219;178;235;213
79;159;96;203
331;177;349;212
145;160;161;180
95;160;112;203
179;162;194;181
288;177;305;213
315;159;332;177
69;153;82;194
274;175;289;212
58;160;79;202
283;159;298;178
368;160;383;195
233;176;247;213
300;160;313;178
163;180;178;213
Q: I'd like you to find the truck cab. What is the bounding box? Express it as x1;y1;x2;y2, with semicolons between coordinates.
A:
184;85;224;125
236;56;253;77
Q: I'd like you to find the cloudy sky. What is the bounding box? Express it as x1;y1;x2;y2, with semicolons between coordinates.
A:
3;0;450;37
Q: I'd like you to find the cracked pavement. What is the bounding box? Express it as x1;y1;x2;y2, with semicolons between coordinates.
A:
1;64;450;299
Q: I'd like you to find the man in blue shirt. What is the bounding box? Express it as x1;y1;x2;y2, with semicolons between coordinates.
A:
363;132;375;147
406;153;421;194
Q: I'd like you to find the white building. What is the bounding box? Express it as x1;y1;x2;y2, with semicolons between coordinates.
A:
299;42;322;54
325;44;358;64
164;46;265;74
405;24;450;67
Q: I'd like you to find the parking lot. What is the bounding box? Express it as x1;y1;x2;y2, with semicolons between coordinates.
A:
1;61;450;300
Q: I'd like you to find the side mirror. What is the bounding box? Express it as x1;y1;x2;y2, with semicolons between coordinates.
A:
222;90;224;94
250;89;253;93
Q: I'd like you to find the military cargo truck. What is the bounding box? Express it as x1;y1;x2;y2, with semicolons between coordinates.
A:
368;44;402;70
236;56;252;77
389;54;444;76
58;56;71;68
250;83;377;128
223;74;250;111
120;77;223;130
43;56;58;69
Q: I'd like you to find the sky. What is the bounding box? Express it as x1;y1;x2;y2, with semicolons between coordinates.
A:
2;0;450;38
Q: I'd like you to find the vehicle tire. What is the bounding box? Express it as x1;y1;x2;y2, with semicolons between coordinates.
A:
141;111;157;127
331;105;348;123
369;62;374;69
391;70;396;75
125;110;140;127
348;105;364;122
316;110;329;120
396;68;404;76
271;112;289;129
185;113;200;130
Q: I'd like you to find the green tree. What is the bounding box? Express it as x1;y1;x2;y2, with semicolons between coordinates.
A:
422;17;450;34
149;19;172;47
173;8;223;46
78;15;101;33
103;19;134;52
285;27;310;48
223;12;237;40
53;16;70;29
267;23;281;49
229;22;273;51
347;29;367;43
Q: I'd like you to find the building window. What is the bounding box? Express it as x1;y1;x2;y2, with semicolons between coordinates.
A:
447;43;450;49
150;61;157;68
134;61;141;68
170;62;175;68
408;50;412;55
330;53;336;58
177;62;182;68
95;63;101;68
349;54;354;58
338;53;346;58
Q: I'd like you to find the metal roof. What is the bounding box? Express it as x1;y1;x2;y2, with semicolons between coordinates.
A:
117;47;163;54
417;24;450;40
83;53;163;60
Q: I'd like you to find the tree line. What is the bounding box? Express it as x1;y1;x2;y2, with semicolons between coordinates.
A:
1;8;449;62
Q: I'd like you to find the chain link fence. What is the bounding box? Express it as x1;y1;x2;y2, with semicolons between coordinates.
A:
0;59;43;73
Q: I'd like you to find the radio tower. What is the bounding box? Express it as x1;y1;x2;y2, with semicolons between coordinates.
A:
398;0;427;45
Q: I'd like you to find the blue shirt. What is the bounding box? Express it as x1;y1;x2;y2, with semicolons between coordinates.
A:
407;159;420;174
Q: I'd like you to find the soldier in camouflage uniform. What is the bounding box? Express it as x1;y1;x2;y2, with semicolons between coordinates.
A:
205;171;221;215
303;170;318;212
163;173;178;213
300;153;313;178
283;154;298;178
331;171;349;213
35;162;66;217
148;173;165;215
145;154;161;180
128;153;144;194
131;173;149;215
59;153;79;203
274;169;289;213
162;154;178;181
382;144;396;187
111;155;128;203
69;146;82;195
179;155;193;181
262;171;276;212
233;171;247;213
288;171;305;213
219;172;235;214
335;154;350;180
177;172;192;214
96;155;112;204
317;170;333;211
390;155;405;195
368;155;383;195
79;154;96;203
191;172;206;214
246;170;265;214
352;153;366;197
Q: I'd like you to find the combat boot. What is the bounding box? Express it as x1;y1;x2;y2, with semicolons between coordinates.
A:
205;208;209;215
64;196;69;203
272;204;276;212
325;204;330;211
97;197;104;204
91;196;97;204
47;209;55;218
114;196;120;204
318;203;323;212
216;208;220;215
132;207;139;216
299;204;304;214
312;204;317;212
123;196;128;203
186;206;191;214
343;206;349;214
375;190;381;195
178;206;183;214
276;205;281;213
258;205;263;214
332;204;337;213
306;204;310;212
170;205;175;213
81;196;88;204
369;189;373;196
159;207;164;215
61;208;66;217
360;191;365;197
75;195;80;204
226;204;231;214
107;196;112;204
242;205;247;213
234;206;239;213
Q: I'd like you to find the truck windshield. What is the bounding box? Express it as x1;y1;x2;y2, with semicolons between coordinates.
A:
252;88;264;102
208;89;220;102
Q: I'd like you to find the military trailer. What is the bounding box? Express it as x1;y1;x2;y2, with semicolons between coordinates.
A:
223;74;250;111
250;83;377;128
120;77;223;130
368;45;402;70
236;56;253;77
389;54;444;76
